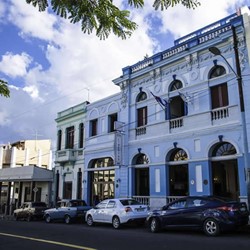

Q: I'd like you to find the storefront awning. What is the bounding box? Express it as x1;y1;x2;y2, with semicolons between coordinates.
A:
0;166;53;182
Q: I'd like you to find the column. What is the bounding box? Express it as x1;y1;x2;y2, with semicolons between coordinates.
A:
37;149;42;167
10;146;16;168
25;148;30;166
0;146;3;169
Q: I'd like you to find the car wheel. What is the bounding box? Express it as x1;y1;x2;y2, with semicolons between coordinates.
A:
64;215;71;224
203;218;220;236
150;218;160;233
45;214;52;223
86;215;94;226
112;216;121;229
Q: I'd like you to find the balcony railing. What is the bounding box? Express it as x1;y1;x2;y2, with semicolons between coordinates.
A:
211;107;229;120
132;196;150;206
56;149;83;163
170;117;183;129
133;196;183;207
136;126;147;136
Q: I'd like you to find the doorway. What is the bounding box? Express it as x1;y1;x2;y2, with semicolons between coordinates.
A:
212;160;239;200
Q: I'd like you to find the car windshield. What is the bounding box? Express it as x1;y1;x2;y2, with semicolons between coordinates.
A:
120;199;141;206
32;202;47;207
70;200;87;207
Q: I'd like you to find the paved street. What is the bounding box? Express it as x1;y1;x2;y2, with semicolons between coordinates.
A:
0;219;249;250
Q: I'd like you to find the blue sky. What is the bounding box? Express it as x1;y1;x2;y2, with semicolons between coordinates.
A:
0;0;249;150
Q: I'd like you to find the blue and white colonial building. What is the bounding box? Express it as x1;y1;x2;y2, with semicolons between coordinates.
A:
54;6;250;209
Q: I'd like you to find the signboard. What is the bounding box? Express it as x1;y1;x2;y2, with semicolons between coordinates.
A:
114;132;123;166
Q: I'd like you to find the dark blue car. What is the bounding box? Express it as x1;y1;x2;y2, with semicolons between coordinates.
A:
146;196;249;236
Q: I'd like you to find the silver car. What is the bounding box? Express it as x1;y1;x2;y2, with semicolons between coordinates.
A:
44;199;92;224
85;198;149;229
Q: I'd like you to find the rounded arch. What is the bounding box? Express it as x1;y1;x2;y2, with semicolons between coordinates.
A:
88;157;114;168
107;101;119;114
131;153;150;165
208;142;237;158
136;91;147;102
208;65;226;79
203;61;229;81
169;79;183;92
166;147;189;162
88;108;99;119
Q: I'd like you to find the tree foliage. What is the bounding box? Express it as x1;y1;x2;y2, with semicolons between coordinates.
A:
0;80;10;98
0;0;201;97
26;0;201;40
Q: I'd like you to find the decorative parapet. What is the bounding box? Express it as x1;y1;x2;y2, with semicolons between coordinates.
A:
121;13;242;76
56;101;89;120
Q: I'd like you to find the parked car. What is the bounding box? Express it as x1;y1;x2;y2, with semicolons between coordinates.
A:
13;202;47;221
146;196;249;236
85;198;149;229
44;199;92;224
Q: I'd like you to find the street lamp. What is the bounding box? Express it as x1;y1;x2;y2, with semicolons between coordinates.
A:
208;47;239;80
209;25;249;205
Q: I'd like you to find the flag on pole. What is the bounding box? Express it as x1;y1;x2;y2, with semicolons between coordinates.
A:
150;91;168;108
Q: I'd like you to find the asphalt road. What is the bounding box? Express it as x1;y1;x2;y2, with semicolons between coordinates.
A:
0;219;249;250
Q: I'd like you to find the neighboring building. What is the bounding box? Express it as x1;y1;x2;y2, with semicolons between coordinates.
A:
54;6;250;209
54;102;88;201
0;140;53;214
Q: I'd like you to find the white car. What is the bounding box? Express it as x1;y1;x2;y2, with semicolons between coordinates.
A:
85;198;149;229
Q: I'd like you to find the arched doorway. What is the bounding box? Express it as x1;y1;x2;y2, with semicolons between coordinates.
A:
210;142;239;200
132;153;149;196
89;157;115;205
167;148;189;196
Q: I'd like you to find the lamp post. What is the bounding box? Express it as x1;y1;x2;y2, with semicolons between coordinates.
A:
209;25;249;204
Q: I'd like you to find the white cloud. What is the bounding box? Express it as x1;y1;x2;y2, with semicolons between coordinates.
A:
8;0;57;42
23;85;43;101
158;0;247;38
0;52;32;77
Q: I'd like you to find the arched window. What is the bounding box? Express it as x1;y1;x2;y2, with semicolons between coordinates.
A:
136;91;147;102
136;92;147;129
92;157;114;168
134;153;149;165
167;80;187;121
209;65;226;79
212;142;236;157
169;148;188;161
169;80;183;92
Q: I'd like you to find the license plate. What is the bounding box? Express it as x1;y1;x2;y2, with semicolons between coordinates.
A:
136;208;145;212
240;207;246;211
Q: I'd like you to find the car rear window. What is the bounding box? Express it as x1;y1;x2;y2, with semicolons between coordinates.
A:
120;199;141;206
32;202;47;207
70;200;87;207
